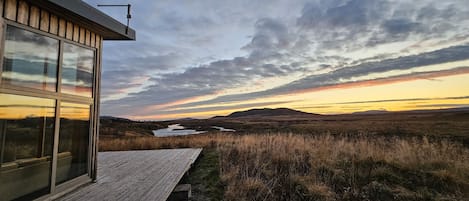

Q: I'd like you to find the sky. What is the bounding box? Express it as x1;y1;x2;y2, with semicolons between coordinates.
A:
84;0;469;120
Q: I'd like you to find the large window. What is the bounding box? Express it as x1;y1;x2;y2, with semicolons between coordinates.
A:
1;26;59;91
0;94;56;201
61;43;94;97
57;102;90;184
0;24;96;201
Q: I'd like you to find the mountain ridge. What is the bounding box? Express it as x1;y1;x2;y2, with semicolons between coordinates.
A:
101;107;469;122
216;108;318;118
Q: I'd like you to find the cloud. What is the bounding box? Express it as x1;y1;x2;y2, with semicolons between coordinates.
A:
171;66;469;111
297;0;469;50
6;26;57;46
144;100;293;116
170;45;469;109
415;104;469;108
382;18;423;36
297;0;387;29
296;0;391;49
243;18;291;51
101;15;310;115
331;96;469;105
83;0;469;118
275;45;469;92
101;49;306;115
99;51;190;100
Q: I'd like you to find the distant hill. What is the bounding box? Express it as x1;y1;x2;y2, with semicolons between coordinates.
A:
351;107;469;115
352;109;390;115
173;117;198;121
404;107;469;114
100;116;164;137
100;116;133;122
220;108;317;118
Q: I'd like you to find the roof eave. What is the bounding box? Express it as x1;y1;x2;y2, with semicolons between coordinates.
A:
27;0;136;40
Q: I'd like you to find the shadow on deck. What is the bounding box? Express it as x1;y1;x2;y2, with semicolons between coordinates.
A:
57;148;202;201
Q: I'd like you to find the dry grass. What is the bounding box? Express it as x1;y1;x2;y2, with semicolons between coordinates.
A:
100;133;469;201
99;134;220;151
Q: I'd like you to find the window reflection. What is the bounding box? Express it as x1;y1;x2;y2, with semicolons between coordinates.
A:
57;102;90;184
61;43;94;97
2;26;59;91
0;93;55;201
0;25;95;199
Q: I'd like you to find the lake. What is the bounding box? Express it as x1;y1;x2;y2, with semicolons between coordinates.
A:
153;124;236;137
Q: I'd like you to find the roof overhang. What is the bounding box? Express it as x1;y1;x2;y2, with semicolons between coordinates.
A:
26;0;136;40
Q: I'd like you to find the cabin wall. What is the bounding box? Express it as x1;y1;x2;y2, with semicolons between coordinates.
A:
1;0;102;49
0;0;104;189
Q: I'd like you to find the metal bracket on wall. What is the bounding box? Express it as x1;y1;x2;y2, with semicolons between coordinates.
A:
97;4;131;34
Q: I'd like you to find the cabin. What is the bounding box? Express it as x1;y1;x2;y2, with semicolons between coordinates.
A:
0;0;135;200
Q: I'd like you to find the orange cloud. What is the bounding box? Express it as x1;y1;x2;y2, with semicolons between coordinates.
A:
287;67;469;96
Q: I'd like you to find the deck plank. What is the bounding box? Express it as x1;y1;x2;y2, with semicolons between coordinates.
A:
57;148;202;201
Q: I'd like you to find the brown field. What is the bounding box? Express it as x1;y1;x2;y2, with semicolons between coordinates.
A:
99;109;469;200
182;110;469;138
100;133;469;201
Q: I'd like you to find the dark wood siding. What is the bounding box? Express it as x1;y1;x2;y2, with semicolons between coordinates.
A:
4;0;16;20
0;0;3;18
1;0;100;49
73;24;79;42
49;14;58;34
58;18;66;37
29;6;40;28
66;21;73;40
16;0;28;24
39;9;49;32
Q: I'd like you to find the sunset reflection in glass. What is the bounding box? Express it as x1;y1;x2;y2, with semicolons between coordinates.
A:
0;93;55;200
61;43;94;97
56;102;90;184
1;26;58;91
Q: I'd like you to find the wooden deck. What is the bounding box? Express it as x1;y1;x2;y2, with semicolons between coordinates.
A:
58;149;202;201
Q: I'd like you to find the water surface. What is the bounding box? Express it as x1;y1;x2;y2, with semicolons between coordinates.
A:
153;124;206;137
153;124;236;137
212;126;236;132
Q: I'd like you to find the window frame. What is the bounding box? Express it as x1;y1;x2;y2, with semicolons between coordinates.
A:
1;25;60;92
0;21;96;104
0;20;98;198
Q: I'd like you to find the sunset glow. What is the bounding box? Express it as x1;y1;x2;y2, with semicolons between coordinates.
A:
82;0;469;120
